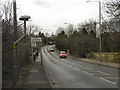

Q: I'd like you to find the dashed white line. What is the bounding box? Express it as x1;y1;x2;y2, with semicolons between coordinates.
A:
59;60;82;71
74;67;81;70
83;71;93;75
99;77;116;85
97;71;109;75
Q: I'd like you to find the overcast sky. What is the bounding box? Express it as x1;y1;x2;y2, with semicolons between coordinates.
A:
2;0;105;34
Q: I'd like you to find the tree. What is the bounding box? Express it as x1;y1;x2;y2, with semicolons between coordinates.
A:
103;0;120;32
104;0;120;19
55;31;68;51
66;24;74;37
55;26;65;35
2;1;32;87
27;24;42;35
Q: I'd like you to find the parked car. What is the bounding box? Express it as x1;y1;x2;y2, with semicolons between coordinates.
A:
59;51;67;58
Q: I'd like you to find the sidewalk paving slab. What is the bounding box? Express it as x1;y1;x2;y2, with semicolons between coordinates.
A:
21;57;51;88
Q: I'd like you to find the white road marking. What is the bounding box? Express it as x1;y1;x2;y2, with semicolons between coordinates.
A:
59;60;82;71
99;77;116;85
74;67;81;70
83;71;93;75
68;65;72;67
97;71;109;75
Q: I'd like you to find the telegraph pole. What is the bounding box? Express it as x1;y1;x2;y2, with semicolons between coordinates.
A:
99;1;102;62
13;0;17;40
13;0;18;87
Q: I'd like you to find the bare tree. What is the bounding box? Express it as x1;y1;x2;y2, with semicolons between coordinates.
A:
78;19;97;34
27;24;41;35
1;1;13;21
103;0;120;32
55;26;65;35
66;24;74;37
104;0;120;19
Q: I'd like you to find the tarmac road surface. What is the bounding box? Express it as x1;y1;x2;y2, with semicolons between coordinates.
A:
42;46;119;88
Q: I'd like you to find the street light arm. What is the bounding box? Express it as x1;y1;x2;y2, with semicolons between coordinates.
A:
14;35;26;45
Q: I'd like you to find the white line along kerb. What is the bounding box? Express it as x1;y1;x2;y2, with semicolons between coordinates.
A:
99;77;116;85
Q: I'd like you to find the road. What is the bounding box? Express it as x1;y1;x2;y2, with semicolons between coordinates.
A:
42;45;118;88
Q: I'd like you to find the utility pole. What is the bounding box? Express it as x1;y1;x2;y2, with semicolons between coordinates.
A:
99;1;102;62
86;0;102;62
13;0;18;88
13;0;17;40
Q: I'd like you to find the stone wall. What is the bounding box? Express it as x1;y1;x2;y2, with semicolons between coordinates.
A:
86;52;120;63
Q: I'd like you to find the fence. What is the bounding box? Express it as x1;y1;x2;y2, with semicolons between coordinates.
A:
2;36;32;88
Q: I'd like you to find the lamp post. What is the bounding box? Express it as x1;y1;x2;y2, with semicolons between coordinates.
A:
86;0;102;62
19;15;31;43
64;23;72;54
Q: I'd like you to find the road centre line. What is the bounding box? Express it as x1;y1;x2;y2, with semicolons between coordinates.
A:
58;60;82;71
97;71;109;75
83;71;93;75
59;61;94;75
54;56;95;75
48;47;103;77
99;77;116;85
46;46;117;86
74;67;81;70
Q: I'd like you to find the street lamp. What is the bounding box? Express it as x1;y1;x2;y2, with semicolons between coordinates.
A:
64;23;72;54
19;15;31;43
86;0;102;62
19;15;31;36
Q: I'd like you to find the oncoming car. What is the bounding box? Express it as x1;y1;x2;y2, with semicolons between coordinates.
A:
50;48;54;52
59;51;67;58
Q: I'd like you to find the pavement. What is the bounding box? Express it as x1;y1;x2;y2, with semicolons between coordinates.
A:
21;54;51;89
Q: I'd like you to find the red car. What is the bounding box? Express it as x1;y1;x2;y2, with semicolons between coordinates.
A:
59;51;67;58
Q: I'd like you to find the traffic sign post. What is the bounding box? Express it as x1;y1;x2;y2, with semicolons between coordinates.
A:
31;37;42;65
31;37;42;43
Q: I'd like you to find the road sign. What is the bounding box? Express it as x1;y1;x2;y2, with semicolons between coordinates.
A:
31;37;42;42
13;44;16;49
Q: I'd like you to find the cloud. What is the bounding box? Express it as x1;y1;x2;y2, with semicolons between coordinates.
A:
33;0;51;8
